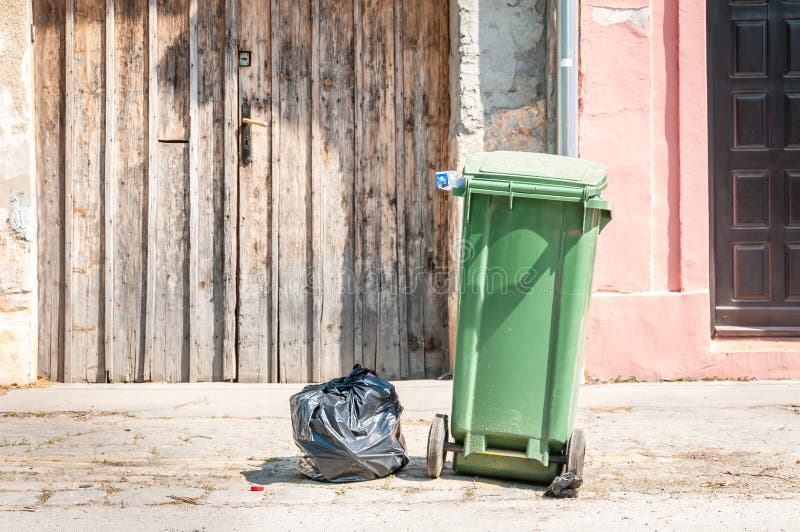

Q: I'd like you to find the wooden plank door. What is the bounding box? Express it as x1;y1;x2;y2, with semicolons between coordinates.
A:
234;0;451;382
710;1;800;335
33;0;450;382
34;0;231;382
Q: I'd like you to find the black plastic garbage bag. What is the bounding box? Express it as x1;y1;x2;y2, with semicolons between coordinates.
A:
290;365;409;483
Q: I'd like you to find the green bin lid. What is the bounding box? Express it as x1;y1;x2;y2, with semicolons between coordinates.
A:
463;151;608;200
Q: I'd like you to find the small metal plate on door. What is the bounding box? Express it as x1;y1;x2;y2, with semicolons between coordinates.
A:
241;100;252;167
239;51;251;67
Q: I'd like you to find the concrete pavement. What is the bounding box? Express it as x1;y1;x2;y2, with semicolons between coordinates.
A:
1;381;799;530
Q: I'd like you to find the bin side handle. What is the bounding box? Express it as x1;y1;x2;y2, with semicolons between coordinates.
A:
586;197;613;232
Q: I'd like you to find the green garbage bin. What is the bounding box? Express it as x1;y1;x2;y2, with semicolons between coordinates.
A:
426;151;612;486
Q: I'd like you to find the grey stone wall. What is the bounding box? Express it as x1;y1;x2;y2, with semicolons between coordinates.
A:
0;0;37;384
449;0;556;168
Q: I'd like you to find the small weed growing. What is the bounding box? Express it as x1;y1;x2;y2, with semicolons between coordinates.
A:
0;438;30;447
39;434;69;448
464;482;477;498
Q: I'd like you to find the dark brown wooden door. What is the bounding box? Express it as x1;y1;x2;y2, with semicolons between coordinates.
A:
711;0;800;335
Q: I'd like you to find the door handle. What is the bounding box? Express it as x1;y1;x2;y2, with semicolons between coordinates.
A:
240;100;267;167
242;118;268;128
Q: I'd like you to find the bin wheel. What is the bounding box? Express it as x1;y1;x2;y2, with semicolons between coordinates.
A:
564;428;586;478
426;414;449;478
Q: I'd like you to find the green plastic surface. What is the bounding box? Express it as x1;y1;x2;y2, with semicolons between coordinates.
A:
450;151;612;484
460;151;608;200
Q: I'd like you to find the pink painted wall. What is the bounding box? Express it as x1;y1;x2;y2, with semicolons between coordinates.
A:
579;0;800;380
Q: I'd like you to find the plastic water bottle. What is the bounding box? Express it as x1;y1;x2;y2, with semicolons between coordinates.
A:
435;170;465;191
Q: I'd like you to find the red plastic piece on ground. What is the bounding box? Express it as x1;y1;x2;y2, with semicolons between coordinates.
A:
250;485;265;491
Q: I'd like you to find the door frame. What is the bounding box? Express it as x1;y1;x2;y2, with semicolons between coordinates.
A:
707;0;719;338
707;0;800;338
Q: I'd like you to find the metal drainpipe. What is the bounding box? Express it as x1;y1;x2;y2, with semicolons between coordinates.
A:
557;0;579;157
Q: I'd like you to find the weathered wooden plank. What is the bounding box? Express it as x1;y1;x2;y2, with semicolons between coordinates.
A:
155;0;189;141
273;0;312;383
221;0;238;382
110;0;147;382
63;0;74;383
402;0;450;379
147;0;190;382
352;0;363;372
150;142;190;382
310;0;320;384
211;0;226;381
376;0;402;380
402;0;423;379
189;0;225;381
393;0;408;379
189;0;221;382
67;0;106;383
446;191;461;375
33;0;66;381
420;0;450;378
358;0;400;378
188;0;199;381
445;0;461;376
311;0;356;381
144;0;158;381
104;0;115;382
403;0;424;379
269;0;279;382
237;0;273;383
